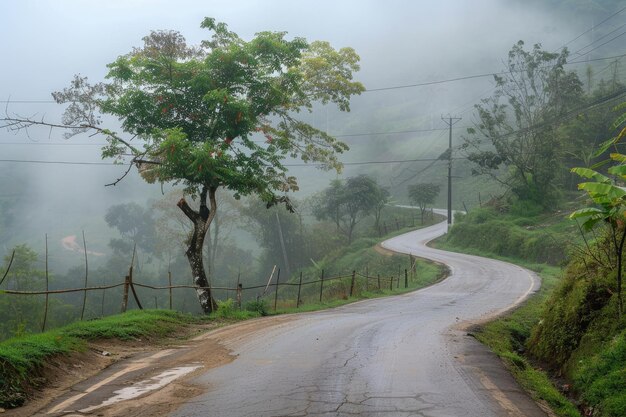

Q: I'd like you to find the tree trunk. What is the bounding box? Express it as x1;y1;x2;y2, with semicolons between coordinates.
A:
177;185;218;313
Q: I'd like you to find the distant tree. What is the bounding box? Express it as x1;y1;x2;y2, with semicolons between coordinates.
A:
242;198;308;278
0;245;46;338
462;41;583;206
372;186;391;232
313;175;384;244
2;18;364;313
105;203;157;257
408;183;440;224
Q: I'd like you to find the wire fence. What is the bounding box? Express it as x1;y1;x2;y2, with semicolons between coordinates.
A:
0;210;435;336
0;248;423;334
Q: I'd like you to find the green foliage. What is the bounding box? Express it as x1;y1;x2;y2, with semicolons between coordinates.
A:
570;102;626;317
211;299;257;319
464;40;584;205
407;182;441;223
245;299;269;316
574;331;626;417
443;207;572;265
50;17;364;313
312;175;386;243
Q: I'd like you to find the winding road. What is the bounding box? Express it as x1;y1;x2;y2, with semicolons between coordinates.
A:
39;214;547;417
171;215;546;417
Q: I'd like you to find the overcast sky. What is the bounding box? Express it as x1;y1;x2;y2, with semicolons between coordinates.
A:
0;0;614;257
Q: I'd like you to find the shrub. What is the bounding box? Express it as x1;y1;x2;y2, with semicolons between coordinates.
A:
245;299;269;316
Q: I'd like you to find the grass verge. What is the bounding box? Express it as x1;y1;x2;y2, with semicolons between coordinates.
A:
0;310;215;408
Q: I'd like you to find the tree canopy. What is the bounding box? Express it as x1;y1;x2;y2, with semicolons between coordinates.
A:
313;175;385;244
408;183;440;223
463;41;583;205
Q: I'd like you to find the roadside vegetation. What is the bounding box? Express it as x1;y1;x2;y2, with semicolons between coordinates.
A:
437;200;626;416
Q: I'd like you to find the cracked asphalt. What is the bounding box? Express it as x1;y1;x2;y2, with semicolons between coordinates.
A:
171;216;547;417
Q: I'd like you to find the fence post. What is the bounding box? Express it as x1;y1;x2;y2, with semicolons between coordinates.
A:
80;231;89;321
42;234;49;332
377;274;381;290
236;270;241;309
319;269;325;302
390;276;393;291
405;269;408;288
349;270;356;297
296;272;303;308
274;268;281;311
121;275;130;313
395;218;400;231
383;222;388;235
365;266;369;292
397;275;400;288
168;271;173;310
129;265;143;310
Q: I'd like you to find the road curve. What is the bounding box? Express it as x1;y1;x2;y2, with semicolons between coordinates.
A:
170;215;547;417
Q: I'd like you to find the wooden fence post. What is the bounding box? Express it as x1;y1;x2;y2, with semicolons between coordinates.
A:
274;268;280;311
395;218;400;230
168;271;173;310
296;272;303;308
319;269;325;302
365;266;369;292
377;274;381;290
390;276;393;291
349;270;356;297
80;231;89;321
383;222;388;235
405;269;408;288
121;275;130;313
236;270;241;308
397;275;400;288
42;234;49;332
129;265;143;310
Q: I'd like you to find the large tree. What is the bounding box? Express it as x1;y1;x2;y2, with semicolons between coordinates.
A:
463;41;583;205
3;18;364;313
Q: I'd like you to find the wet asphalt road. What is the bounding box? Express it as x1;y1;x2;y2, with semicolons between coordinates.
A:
171;216;547;417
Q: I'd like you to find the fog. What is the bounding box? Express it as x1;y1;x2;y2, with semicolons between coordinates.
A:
0;0;623;276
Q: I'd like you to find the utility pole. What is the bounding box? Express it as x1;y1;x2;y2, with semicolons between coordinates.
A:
441;115;462;225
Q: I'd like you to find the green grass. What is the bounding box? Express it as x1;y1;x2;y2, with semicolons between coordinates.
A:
0;310;209;408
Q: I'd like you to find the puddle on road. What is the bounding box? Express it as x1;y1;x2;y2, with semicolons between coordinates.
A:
79;365;203;413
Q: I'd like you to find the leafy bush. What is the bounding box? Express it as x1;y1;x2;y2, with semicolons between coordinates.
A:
245;299;269;316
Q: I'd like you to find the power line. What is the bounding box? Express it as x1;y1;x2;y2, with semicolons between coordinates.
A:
557;4;626;51
0;159;123;166
572;22;626;56
3;53;626;105
574;31;626;60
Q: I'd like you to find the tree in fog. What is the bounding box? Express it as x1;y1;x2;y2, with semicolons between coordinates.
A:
3;18;364;313
313;175;385;244
463;41;583;205
408;183;440;224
